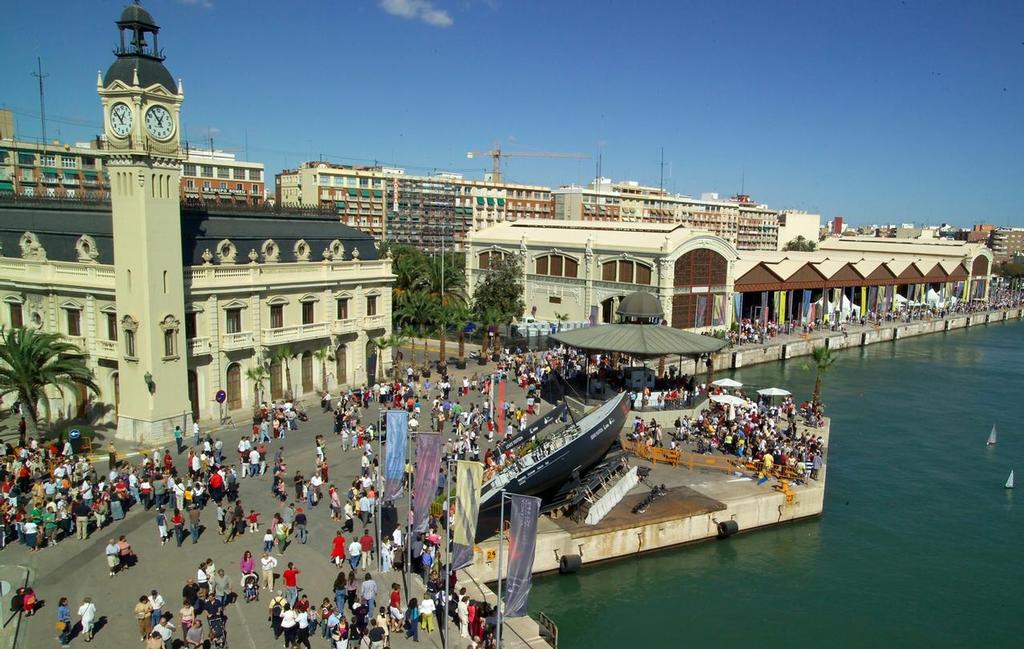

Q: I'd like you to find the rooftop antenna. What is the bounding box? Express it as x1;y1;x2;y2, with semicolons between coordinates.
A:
659;146;665;191
31;57;48;145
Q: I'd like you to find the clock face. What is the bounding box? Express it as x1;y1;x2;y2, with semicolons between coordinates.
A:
144;105;174;141
109;102;133;138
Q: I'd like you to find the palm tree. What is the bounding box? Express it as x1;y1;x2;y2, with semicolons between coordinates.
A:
810;345;837;405
373;331;409;379
271;344;296;399
447;302;474;367
244;365;269;407
312;347;334;392
391;245;429;303
0;327;99;438
395;289;439;367
554;312;569;332
478;306;505;359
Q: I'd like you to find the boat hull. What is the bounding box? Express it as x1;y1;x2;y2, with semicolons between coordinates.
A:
475;393;630;541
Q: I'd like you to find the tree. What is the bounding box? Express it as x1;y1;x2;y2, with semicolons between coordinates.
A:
0;327;99;438
810;345;837;405
390;245;429;302
477;306;506;358
312;347;334;392
425;254;467;367
271;344;296;399
554;312;569;331
784;236;817;252
446;302;474;366
244;365;269;407
371;332;408;380
395;290;439;366
472;254;524;353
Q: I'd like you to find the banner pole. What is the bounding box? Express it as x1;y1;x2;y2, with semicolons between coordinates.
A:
443;456;452;649
377;407;384;572
496;490;505;649
406;430;413;578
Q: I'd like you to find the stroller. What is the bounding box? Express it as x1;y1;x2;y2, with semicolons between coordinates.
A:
209;612;228;648
242;572;259;602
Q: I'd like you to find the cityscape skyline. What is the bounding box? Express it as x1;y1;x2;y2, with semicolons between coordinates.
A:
2;0;1022;228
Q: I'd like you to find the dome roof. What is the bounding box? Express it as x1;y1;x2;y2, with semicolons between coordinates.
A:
118;3;158;29
616;291;663;320
104;57;176;93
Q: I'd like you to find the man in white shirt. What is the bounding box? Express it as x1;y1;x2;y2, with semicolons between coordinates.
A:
248;449;260;478
260;553;278;591
192;421;201;447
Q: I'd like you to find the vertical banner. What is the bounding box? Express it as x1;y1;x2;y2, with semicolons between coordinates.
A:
760;292;769;324
734;293;743;322
451;460;483;570
713;294;725;327
802;290;811;323
504;494;541;618
860;287;867;315
695;295;707;328
496;379;506;437
778;291;787;325
384;410;408;501
412;432;443;533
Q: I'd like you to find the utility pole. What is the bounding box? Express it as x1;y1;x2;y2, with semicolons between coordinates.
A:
31;57;48;145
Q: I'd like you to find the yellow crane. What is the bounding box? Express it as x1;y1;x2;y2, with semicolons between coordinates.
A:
466;145;589;183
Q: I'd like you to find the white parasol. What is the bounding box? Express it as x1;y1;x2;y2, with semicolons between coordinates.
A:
710;393;747;407
756;387;791;397
711;378;743;389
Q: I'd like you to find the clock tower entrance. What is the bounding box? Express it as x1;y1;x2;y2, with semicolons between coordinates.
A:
98;1;191;441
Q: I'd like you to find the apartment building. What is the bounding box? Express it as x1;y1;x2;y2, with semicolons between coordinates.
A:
552;179;814;251
181;147;265;206
275;161;554;250
990;228;1024;262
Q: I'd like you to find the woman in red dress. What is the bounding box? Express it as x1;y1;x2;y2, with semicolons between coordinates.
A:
330;530;346;566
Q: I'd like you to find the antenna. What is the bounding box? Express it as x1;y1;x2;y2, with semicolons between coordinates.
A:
659;147;665;191
31;57;49;145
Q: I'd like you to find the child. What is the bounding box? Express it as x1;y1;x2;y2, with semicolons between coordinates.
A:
263;528;274;553
248;510;261;533
155;508;168;546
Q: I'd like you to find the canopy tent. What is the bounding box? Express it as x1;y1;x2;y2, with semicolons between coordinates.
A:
548;324;728;360
711;378;743;389
756;387;791;397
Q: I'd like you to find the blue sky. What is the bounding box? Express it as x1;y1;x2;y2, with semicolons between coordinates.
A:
2;0;1022;227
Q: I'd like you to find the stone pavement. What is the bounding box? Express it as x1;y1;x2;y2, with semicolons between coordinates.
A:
4;359;544;649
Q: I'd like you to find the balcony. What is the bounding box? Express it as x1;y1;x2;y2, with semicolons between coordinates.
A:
188;336;212;355
264;322;330;344
94;339;118;360
331;318;358;335
221;330;255;351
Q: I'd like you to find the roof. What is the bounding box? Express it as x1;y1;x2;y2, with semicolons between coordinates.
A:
104;57;176;94
470;219;725;255
819;237;982;258
616;291;663;320
118;3;158;29
0;199;379;266
549;324;728;358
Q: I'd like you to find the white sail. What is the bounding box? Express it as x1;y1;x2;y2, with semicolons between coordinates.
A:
987;425;997;446
1006;470;1015;489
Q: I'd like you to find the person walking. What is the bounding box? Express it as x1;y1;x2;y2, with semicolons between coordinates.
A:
134;595;153;641
282;562;301;608
105;538;120;577
77;596;97;642
56;596;72;647
261;552;278;591
211;569;232;607
148;590;165;630
188;505;201;544
418;592;436;634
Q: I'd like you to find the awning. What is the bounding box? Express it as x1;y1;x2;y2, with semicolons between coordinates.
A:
497;198;505;206
372;190;383;198
476;197;485;205
348;188;358;196
549;324;728;359
335;201;346;209
42;167;57;174
63;170;78;178
486;197;495;205
83;171;98;178
361;189;371;198
0;180;13;190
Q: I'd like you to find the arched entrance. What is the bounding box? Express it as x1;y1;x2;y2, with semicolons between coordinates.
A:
672;249;729;328
365;340;378;385
187;370;200;422
270;361;283;399
226;363;242;410
301;351;313;394
336;344;348;387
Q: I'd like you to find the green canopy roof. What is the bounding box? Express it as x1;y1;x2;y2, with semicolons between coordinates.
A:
549;324;728;359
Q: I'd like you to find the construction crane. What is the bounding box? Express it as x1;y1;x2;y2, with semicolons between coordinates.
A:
466;145;589;183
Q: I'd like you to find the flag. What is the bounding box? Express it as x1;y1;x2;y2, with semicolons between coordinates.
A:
451;460;483;570
695;295;707;328
383;410;408;501
734;293;743;322
412;432;442;533
503;494;541;618
496;379;506;437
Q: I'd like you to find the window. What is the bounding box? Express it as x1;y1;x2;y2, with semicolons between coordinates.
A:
248;169;262;181
66;309;81;336
602;260;653;285
18;152;35;165
61;157;77;169
183;163;197;176
9;303;23;329
235;183;243;191
106;312;118;340
163;329;176;357
549;296;562;304
185;312;197;339
534;254;578;278
336;298;349;320
40;154;55;167
201;165;214;177
125;330;136;358
219;182;227;190
478;251;505;270
366;295;378;317
301;302;315;325
186;179;195;189
270;304;284;328
225;308;242;334
232;168;245;180
217;167;229;179
251;185;261;195
618;260;634;284
602;261;616;281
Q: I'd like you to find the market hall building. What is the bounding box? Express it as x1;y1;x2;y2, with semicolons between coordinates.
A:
0;3;394;441
465;220;994;330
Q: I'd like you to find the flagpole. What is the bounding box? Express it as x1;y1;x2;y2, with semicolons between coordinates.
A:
443;456;452;649
496;490;505;649
376;407;384;572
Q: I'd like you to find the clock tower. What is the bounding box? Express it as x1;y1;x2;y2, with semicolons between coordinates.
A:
98;1;191;441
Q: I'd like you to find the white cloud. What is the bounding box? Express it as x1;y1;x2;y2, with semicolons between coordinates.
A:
178;0;214;8
378;0;453;28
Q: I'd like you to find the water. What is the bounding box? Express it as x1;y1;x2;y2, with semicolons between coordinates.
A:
529;321;1024;648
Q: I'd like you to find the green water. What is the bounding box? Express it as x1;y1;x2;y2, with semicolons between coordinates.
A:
529;321;1023;648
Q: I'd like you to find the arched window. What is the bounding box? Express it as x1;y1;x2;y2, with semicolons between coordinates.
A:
535;254;579;278
478;250;506;270
674;249;728;287
601;260;652;285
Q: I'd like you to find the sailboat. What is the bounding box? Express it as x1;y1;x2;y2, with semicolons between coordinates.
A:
1006;470;1015;490
987;425;997;446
